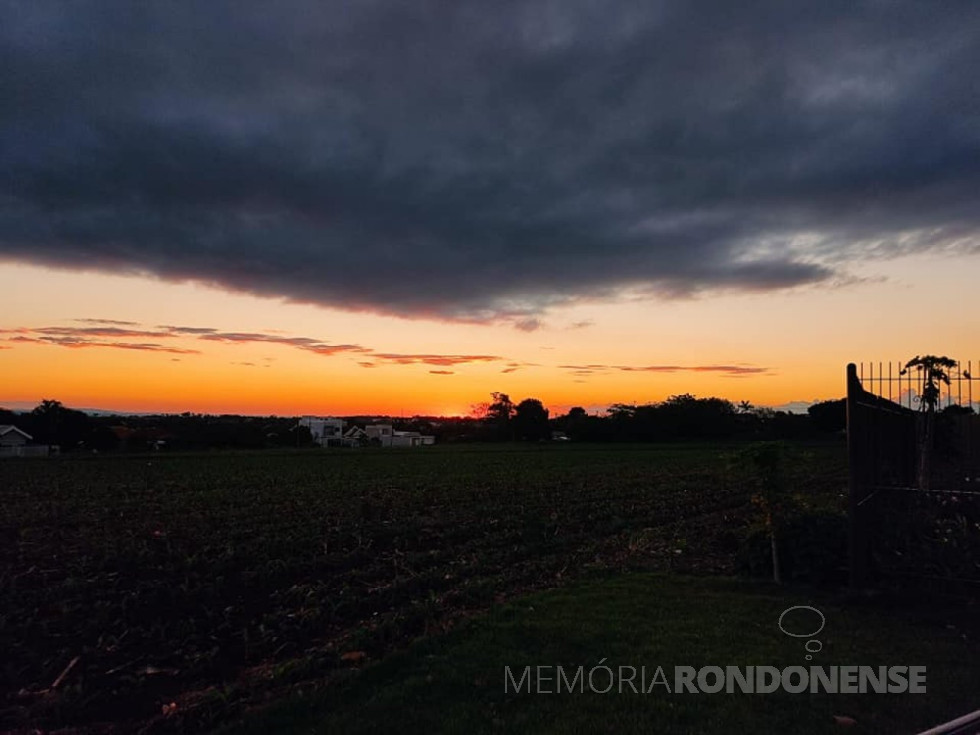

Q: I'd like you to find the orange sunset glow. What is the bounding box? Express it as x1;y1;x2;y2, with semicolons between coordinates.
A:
2;252;977;417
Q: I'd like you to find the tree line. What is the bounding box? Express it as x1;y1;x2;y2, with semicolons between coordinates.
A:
445;392;854;443
0;400;311;452
0;394;865;453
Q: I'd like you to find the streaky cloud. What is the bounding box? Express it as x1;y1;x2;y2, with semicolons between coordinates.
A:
560;363;771;376
370;353;501;367
75;318;141;326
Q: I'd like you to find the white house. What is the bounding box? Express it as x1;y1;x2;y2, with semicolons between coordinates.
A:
391;431;424;448
298;416;346;447
365;424;434;447
300;420;434;448
0;425;51;457
343;426;368;445
365;423;395;446
0;425;31;448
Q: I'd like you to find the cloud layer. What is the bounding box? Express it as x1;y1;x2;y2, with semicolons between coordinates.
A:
1;320;772;378
0;322;502;366
3;1;979;322
559;363;770;378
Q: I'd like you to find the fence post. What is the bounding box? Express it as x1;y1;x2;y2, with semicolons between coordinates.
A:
847;363;869;589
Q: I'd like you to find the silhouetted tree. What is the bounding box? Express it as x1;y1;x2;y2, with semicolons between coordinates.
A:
487;393;514;422
658;394;737;440
606;403;636;419
484;392;515;440
513;398;550;441
807;398;846;433
556;406;588;440
903;355;957;413
902;355;959;489
27;399;92;449
552;406;608;441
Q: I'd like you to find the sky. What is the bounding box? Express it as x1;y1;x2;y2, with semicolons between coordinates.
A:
2;1;979;417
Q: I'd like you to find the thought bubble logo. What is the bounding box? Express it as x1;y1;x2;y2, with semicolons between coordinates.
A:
778;606;825;660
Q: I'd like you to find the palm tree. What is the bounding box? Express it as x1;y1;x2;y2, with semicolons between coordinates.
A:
901;355;957;489
903;355;956;412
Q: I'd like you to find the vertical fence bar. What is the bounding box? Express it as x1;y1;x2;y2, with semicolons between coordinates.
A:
905;360;914;411
940;368;945;409
889;361;893;403
947;364;952;409
895;360;900;407
902;359;906;408
957;361;962;408
847;363;869;589
899;359;905;409
966;360;980;482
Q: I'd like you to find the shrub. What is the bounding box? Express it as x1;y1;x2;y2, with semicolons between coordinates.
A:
737;510;848;585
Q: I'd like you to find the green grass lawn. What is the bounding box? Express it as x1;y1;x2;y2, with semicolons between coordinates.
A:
227;573;979;735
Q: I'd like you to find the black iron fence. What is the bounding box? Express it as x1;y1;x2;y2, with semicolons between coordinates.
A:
847;362;980;590
854;360;977;412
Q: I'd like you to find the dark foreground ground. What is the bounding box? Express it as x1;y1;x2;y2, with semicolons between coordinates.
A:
228;573;979;735
4;442;972;733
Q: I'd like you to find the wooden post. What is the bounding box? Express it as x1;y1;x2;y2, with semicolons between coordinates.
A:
847;363;869;589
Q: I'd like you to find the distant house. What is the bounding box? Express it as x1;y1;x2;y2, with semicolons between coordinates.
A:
365;424;434;447
0;425;52;457
0;425;31;448
299;416;346;447
299;419;434;448
343;426;368;446
365;423;394;446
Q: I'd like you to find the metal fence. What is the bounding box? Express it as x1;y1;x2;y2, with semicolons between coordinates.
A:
847;362;980;590
854;360;977;412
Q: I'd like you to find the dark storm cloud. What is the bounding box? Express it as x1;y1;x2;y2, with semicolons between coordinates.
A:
3;1;979;322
